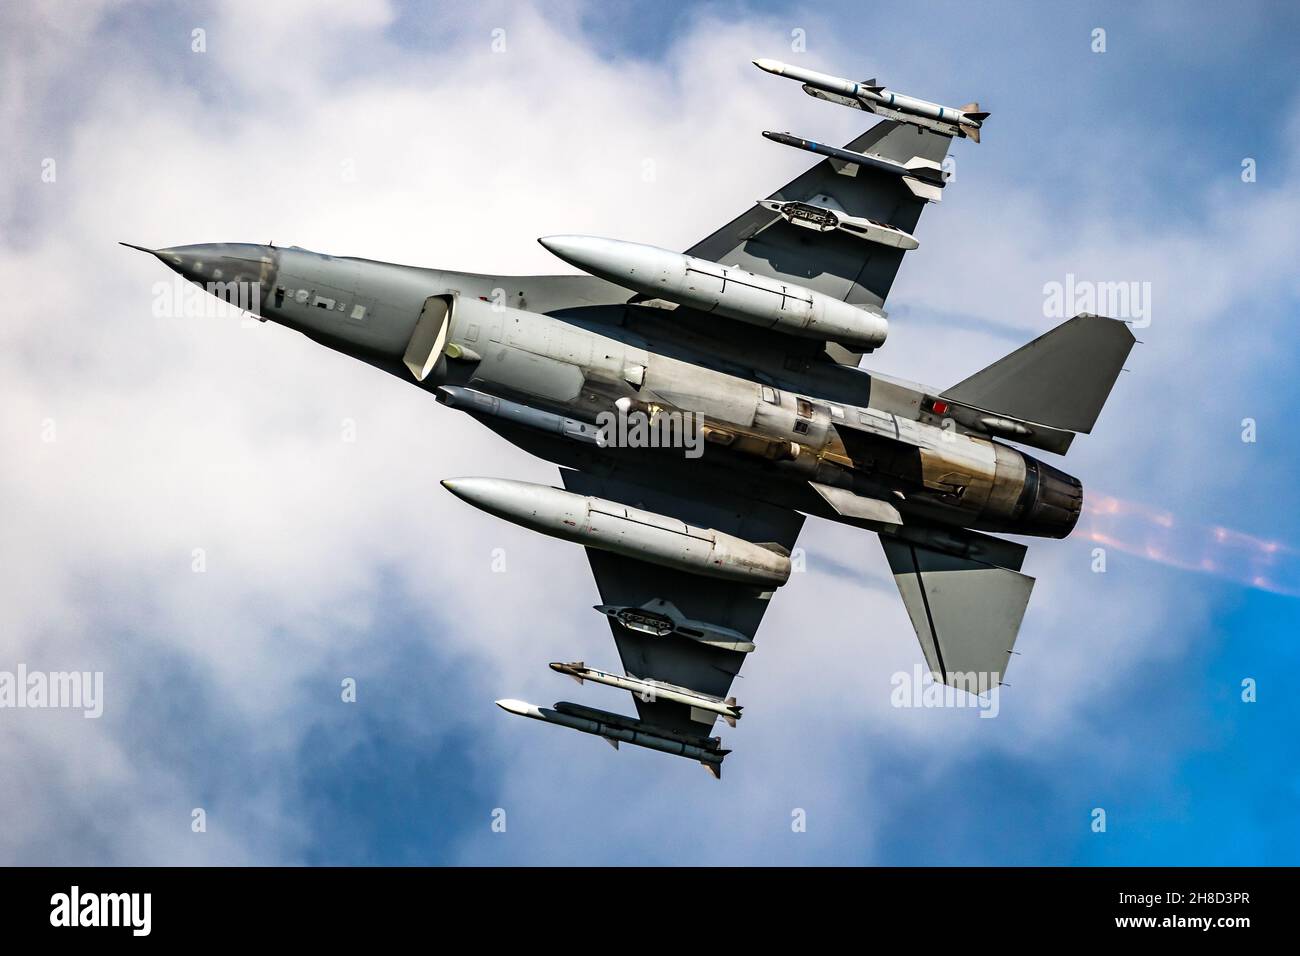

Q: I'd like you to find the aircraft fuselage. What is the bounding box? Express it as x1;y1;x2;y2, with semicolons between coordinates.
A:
135;240;1082;541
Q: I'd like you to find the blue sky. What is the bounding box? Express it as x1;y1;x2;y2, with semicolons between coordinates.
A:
1;0;1298;865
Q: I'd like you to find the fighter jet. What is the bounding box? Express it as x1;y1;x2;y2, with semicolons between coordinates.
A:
124;59;1134;778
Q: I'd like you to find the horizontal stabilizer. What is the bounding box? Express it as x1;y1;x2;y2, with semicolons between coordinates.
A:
879;532;1034;691
942;313;1135;435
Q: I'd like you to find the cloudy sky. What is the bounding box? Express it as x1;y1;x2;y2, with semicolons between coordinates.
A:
2;0;1298;865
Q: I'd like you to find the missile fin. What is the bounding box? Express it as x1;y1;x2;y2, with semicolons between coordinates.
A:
904;155;944;173
902;176;944;203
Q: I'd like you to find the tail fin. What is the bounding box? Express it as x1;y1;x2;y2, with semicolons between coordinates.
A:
942;313;1135;435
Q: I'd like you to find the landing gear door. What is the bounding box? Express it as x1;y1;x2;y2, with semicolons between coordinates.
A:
404;294;452;382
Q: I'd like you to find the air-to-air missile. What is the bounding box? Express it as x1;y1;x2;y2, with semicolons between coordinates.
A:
761;130;947;203
549;662;744;726
439;477;791;588
538;235;889;352
495;698;729;777
752;58;989;142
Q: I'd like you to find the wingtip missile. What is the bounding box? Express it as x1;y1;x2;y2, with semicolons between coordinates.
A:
753;57;988;142
752;58;864;99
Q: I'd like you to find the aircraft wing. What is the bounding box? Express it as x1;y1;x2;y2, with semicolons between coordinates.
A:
686;120;951;318
559;470;804;742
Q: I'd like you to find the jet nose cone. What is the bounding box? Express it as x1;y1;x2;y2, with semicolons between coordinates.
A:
119;241;159;258
152;244;220;283
120;242;210;281
125;242;275;319
137;242;273;287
